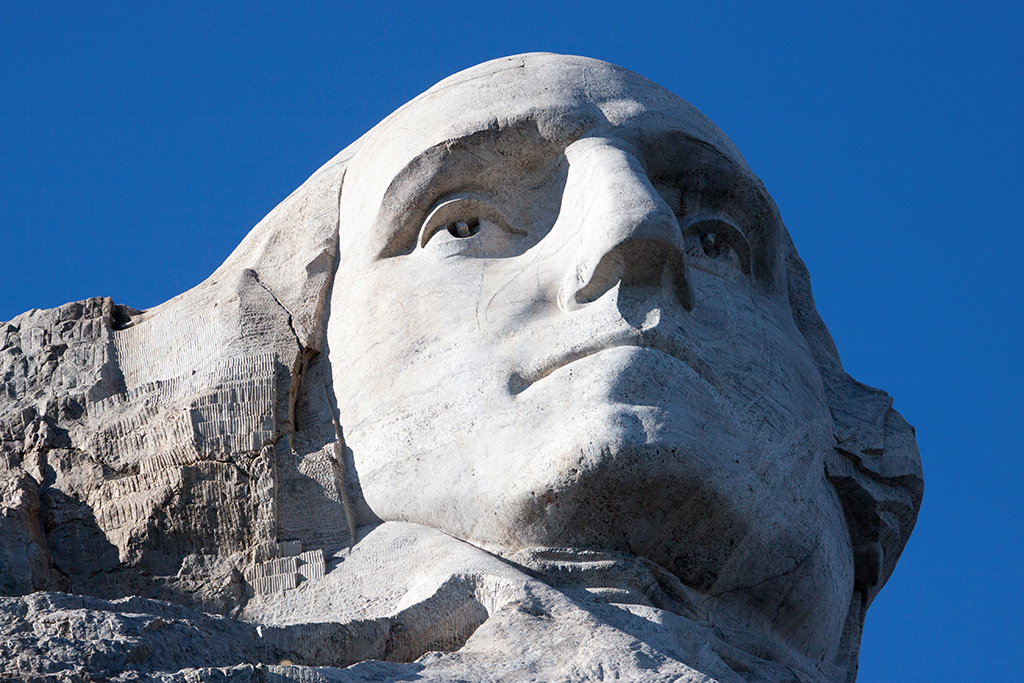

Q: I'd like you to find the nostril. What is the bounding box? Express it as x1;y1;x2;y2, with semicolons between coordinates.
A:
617;239;677;288
573;251;625;306
565;238;692;311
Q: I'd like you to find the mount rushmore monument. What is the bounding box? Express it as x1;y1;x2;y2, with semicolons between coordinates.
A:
0;54;922;682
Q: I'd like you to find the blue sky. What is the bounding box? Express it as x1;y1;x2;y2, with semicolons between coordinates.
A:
2;2;1021;679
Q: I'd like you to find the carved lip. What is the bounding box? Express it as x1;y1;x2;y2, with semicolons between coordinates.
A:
508;328;716;395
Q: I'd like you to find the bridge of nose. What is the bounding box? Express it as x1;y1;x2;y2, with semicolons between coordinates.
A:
557;136;690;310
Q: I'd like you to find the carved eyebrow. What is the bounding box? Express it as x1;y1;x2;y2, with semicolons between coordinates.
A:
642;133;750;199
373;120;583;259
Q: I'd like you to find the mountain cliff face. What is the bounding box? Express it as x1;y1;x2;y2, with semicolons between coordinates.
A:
1;297;277;613
0;54;923;683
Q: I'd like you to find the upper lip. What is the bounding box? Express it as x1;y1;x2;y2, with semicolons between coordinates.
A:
509;326;717;395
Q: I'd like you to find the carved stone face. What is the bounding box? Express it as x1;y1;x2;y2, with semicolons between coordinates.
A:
328;55;854;659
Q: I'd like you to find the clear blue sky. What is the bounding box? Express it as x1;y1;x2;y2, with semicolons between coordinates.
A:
2;2;1021;679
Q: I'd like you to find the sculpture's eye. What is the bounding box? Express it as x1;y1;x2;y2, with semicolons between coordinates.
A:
682;217;751;276
418;193;526;256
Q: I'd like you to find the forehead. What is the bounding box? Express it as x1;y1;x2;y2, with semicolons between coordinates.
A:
359;55;746;164
339;54;754;263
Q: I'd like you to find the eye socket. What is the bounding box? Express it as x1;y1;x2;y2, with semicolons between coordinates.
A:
418;193;522;248
681;216;751;276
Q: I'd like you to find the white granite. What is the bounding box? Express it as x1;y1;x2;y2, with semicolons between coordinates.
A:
0;54;922;682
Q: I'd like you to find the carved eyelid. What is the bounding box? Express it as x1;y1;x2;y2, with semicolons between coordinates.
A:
418;193;523;248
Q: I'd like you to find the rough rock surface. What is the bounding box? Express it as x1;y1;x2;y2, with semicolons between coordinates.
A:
0;54;922;682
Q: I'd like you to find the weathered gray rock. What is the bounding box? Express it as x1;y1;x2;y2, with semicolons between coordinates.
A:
0;54;922;682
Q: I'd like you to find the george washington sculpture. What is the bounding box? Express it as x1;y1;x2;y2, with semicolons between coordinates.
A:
0;54;922;682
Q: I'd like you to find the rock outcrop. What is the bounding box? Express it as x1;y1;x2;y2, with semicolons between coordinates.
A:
0;54;922;683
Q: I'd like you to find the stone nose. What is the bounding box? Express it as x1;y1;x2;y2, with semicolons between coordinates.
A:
557;137;692;312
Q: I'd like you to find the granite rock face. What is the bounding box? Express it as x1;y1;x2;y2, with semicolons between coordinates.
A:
0;54;922;682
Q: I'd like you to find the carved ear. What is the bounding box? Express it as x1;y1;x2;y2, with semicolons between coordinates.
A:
784;231;923;678
785;235;923;592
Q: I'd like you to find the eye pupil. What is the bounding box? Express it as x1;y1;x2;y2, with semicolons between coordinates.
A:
700;232;722;257
447;218;480;238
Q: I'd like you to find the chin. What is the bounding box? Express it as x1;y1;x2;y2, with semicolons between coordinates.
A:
478;432;748;573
